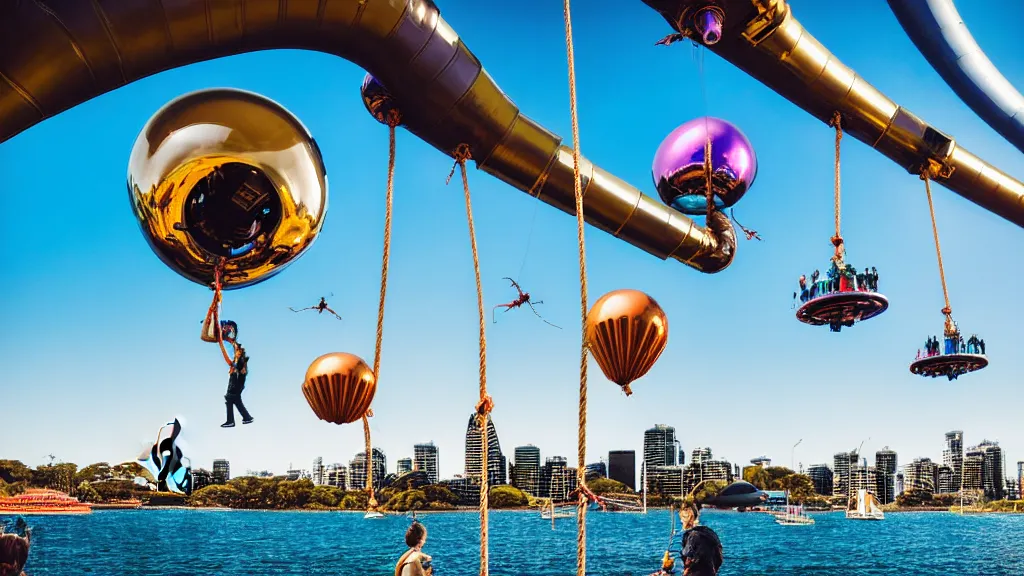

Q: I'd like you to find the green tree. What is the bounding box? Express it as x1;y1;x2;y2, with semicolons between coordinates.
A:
92;480;136;502
0;460;33;484
422;484;459;505
274;479;314;509
189;484;242;507
589;478;633;495
773;474;815;503
489;485;528;508
743;467;772;490
74;463;112;486
76;481;101;503
228;477;279;509
308;485;345;508
340;491;369;510
386;490;428;511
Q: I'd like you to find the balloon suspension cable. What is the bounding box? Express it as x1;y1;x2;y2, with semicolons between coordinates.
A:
829;111;845;268
448;143;492;576
920;167;956;335
729;210;762;241
562;2;590;576
363;110;401;513
208;261;233;367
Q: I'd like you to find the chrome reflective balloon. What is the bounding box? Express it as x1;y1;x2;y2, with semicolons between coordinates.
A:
128;88;328;289
585;289;669;396
302;352;377;425
361;73;402;126
652;117;757;215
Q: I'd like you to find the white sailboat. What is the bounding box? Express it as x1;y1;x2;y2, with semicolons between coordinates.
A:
775;490;815;525
364;510;385;519
845;489;884;520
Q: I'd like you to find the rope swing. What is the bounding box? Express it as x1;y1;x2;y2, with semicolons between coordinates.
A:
920;165;956;335
448;143;493;576
562;1;592;575
204;261;234;367
829;111;845;267
364;108;401;511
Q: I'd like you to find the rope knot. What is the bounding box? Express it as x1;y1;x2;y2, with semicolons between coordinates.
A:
365;408;374;419
941;306;952;316
475;395;494;426
571;485;605;510
829;111;842;130
446;144;473;185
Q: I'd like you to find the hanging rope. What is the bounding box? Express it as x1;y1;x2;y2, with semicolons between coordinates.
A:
829;111;845;266
448;143;492;576
363;110;401;511
920;168;956;335
561;2;590;576
206;261;233;367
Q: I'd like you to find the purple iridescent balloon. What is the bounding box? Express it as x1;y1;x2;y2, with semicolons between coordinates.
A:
360;73;401;126
652;117;757;215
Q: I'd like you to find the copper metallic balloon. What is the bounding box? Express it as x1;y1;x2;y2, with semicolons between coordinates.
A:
127;88;329;289
302;353;377;425
585;290;668;395
361;73;402;126
652;117;757;215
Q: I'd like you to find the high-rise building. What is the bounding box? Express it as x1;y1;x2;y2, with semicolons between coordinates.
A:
832;451;858;499
937;466;955;494
896;472;905;495
905;458;938;493
349;448;387;491
312;457;324;486
963;449;984;492
397;458;413;475
691;447;712;465
645;466;684;497
464;413;507;486
807;464;833;496
608;450;636;490
942;430;964;491
644;425;678;467
413;443;439;485
850;465;877;497
679;448;686;467
1018;462;1024;500
1004;477;1019;501
212;459;230;483
325;463;347;489
874;448;897;504
585;462;607;480
512;445;541;496
750;456;772;467
541;456;570;500
191;468;214;491
976;441;1004;500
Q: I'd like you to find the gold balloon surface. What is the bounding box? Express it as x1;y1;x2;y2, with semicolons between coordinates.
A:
302;352;377;425
127;88;328;289
585;289;669;395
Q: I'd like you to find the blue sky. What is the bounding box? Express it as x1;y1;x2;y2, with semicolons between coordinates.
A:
1;0;1021;481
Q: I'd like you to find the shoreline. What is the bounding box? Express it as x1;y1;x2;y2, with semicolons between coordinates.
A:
100;505;1024;515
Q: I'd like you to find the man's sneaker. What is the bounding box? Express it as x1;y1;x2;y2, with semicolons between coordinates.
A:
221;422;235;428
242;418;254;425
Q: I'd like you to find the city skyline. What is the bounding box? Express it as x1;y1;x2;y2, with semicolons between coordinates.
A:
1;1;1021;476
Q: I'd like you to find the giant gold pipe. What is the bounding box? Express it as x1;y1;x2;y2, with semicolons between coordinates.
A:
0;0;734;272
644;0;1024;228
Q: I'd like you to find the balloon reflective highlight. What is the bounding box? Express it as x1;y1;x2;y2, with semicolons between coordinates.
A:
585;290;669;395
127;88;328;289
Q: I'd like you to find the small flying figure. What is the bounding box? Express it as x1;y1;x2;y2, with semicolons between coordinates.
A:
290;296;342;320
493;278;561;329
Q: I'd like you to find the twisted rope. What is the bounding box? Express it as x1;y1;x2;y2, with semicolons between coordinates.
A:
363;114;400;511
920;168;955;333
829;111;845;266
449;143;492;576
207;262;233;367
562;2;590;575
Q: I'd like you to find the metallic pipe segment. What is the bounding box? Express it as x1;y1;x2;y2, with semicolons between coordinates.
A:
643;0;1024;228
0;0;735;273
888;0;1024;155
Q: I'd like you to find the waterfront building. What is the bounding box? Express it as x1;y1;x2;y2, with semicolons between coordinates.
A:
976;441;1004;500
807;464;833;496
541;456;569;500
414;443;439;485
963;449;984;492
397;458;413;475
1018;461;1023;499
850;465;877;498
905;458;938;493
943;430;963;491
937;466;955;494
608;450;636;490
875;448;897;504
1006;477;1020;501
644;425;678;467
832;451;858;500
312;457;324;485
585;462;607;480
896;471;905;495
645;465;684;497
465;413;507;486
212;459;230;483
691;447;712;465
750;456;771;467
349;448;387;491
512;445;541;495
191;468;214;491
325;463;347;489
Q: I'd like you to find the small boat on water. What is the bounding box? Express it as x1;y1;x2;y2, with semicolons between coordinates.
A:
91;499;143;510
364;510;385;519
846;489;885;521
774;490;815;525
0;489;93;515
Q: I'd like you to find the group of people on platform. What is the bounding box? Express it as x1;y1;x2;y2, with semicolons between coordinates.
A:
797;262;880;304
917;333;986;359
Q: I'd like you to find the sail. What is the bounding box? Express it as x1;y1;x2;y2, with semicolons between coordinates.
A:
867;492;882;514
857;489;867;515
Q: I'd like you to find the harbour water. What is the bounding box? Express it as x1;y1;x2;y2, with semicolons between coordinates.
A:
12;508;1023;575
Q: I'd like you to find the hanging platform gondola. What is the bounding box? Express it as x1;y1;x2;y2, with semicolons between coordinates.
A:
796;282;889;333
910;352;988;381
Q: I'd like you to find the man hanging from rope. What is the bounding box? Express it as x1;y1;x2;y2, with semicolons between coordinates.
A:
289;296;343;320
492;277;561;329
221;342;254;428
